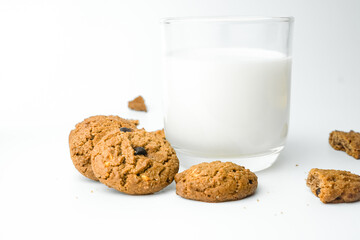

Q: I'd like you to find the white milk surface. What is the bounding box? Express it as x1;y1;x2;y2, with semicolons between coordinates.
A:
164;48;292;157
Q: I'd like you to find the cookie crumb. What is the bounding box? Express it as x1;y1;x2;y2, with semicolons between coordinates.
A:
128;96;147;112
329;130;360;159
91;190;93;193
296;164;299;167
257;199;259;202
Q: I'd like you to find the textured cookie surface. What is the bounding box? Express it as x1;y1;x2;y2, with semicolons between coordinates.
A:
128;95;147;112
329;130;360;159
153;129;165;139
306;168;360;203
69;115;139;180
175;161;258;202
91;129;179;194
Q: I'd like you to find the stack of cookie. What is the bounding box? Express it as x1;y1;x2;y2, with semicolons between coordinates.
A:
69;115;179;195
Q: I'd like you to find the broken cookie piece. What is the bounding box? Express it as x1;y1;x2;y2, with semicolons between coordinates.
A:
306;168;360;203
128;95;147;112
329;130;360;159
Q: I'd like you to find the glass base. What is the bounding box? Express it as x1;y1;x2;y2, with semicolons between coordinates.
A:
175;146;284;172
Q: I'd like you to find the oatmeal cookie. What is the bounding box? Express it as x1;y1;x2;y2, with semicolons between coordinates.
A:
175;161;258;203
91;129;179;194
307;168;360;203
69;115;139;180
329;130;360;159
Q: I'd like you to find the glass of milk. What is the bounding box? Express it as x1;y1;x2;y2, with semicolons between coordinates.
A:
161;16;294;171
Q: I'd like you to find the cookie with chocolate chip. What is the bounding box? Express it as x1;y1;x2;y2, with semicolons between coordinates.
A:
306;168;360;203
91;129;179;194
175;161;258;203
69;115;139;181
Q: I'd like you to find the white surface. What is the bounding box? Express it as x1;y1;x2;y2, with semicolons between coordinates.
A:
0;1;359;240
165;48;291;156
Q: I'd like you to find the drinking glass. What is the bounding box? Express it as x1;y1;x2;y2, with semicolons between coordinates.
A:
161;16;294;171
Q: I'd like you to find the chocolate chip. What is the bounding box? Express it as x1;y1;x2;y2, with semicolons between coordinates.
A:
316;188;321;196
120;127;132;132
249;180;253;184
134;147;147;156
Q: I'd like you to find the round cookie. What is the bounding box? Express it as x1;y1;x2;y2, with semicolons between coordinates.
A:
91;129;179;194
175;161;258;202
69;115;139;181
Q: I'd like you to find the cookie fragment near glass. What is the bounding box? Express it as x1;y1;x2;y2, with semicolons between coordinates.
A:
128;95;147;112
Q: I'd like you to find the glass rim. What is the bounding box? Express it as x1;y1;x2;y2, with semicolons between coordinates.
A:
160;16;294;24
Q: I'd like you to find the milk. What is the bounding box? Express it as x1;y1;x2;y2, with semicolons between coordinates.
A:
163;48;292;158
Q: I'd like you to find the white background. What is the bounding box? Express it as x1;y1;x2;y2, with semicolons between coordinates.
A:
0;0;359;239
